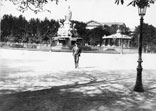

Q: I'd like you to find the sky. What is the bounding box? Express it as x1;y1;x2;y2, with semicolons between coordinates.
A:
0;0;156;29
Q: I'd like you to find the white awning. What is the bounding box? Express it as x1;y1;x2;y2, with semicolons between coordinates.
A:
71;37;83;41
103;33;132;39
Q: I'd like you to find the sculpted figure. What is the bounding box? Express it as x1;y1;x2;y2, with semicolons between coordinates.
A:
65;6;72;22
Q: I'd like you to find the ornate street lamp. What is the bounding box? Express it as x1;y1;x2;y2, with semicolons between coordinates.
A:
134;3;147;92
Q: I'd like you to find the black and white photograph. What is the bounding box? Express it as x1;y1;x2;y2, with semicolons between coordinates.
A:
0;0;156;111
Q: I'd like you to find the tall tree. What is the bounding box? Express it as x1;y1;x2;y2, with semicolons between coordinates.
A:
132;23;156;47
15;15;28;42
86;26;109;46
44;19;59;44
28;18;38;43
1;15;11;41
71;21;87;37
1;14;60;43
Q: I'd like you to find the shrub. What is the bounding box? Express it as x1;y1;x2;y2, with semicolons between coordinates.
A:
11;44;24;48
0;42;6;47
69;45;92;51
27;44;37;48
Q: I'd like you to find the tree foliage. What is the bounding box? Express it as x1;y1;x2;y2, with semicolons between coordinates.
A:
1;14;88;44
1;14;133;46
85;26;110;46
1;14;28;42
71;20;87;38
132;23;156;47
1;14;59;43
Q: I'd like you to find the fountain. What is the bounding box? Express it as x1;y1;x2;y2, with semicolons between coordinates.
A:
52;6;82;50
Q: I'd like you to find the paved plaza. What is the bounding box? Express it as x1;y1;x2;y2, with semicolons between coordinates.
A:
0;48;156;111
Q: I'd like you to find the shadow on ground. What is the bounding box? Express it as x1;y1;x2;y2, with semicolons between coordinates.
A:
0;78;156;111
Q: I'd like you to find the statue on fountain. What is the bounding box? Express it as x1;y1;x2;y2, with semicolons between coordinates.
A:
57;6;72;37
65;6;72;23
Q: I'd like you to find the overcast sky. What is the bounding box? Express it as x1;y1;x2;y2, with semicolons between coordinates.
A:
0;0;156;28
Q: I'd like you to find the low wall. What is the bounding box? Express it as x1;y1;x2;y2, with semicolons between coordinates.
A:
1;42;156;54
0;42;51;49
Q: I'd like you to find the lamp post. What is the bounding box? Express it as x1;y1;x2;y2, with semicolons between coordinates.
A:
134;5;147;92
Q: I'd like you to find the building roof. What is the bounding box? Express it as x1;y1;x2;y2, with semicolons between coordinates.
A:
86;20;103;29
101;22;126;27
86;20;103;26
86;20;126;29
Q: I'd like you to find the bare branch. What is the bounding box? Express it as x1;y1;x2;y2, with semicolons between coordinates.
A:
4;0;67;13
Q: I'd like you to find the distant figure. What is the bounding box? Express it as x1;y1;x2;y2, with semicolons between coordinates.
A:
72;42;81;68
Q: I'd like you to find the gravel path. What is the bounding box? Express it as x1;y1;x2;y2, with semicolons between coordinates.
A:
0;48;156;111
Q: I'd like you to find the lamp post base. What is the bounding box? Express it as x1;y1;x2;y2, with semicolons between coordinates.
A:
134;67;144;92
134;84;144;92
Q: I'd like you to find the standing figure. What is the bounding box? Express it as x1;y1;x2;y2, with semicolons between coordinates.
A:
72;43;81;68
